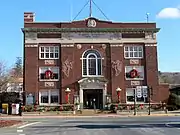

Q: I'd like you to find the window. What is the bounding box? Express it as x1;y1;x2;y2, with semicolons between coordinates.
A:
82;50;102;76
39;67;59;81
125;66;144;80
39;46;59;59
39;90;59;105
124;46;143;59
126;88;148;103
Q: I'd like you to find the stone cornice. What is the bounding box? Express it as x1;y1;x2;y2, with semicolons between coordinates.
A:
22;28;160;33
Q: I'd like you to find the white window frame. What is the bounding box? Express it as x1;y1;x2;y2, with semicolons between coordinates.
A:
126;88;147;104
125;66;144;81
81;50;103;77
39;67;59;81
39;46;59;59
124;45;143;59
39;89;59;105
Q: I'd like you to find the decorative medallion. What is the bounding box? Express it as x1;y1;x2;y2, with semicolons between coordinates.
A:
130;59;139;65
87;19;97;27
45;82;54;87
131;81;140;86
76;44;82;49
102;44;106;49
90;45;94;49
45;60;55;65
62;59;73;77
112;60;122;76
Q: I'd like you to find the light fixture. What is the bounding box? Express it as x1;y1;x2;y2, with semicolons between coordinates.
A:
116;87;122;92
65;88;71;92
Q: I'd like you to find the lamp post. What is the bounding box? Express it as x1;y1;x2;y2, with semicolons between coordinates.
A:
148;86;153;115
65;88;71;104
134;88;136;115
116;87;122;103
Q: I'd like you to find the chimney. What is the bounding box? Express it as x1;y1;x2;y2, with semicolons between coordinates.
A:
24;12;35;23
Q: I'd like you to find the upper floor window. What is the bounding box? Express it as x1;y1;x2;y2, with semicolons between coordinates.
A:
124;46;143;59
39;46;59;59
82;50;102;77
39;67;59;81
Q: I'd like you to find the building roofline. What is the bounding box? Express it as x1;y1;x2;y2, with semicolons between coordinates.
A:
22;27;160;33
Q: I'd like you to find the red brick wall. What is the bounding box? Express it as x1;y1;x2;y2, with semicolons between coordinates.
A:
157;84;170;103
145;46;159;101
24;47;38;101
110;46;125;102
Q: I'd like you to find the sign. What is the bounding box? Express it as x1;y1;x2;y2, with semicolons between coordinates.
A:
26;94;34;105
136;88;142;98
143;87;148;97
61;32;122;40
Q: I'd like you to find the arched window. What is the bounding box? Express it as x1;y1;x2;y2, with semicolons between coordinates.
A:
82;50;102;76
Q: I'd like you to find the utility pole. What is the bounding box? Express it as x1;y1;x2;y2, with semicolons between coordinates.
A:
89;0;92;17
148;86;153;115
146;13;150;23
134;88;136;115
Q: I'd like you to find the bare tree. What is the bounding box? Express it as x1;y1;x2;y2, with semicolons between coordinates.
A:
0;61;12;92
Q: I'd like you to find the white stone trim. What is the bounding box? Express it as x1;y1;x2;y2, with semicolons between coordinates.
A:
110;44;123;47
25;38;157;44
145;44;157;47
61;44;74;47
79;79;107;109
25;44;38;47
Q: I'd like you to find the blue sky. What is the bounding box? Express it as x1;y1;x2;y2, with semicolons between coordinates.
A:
0;0;180;72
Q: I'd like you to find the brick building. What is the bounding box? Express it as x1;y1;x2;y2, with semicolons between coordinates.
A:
22;12;169;109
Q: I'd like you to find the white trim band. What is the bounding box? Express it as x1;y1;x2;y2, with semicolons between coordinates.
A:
25;44;38;47
145;44;157;47
61;44;74;47
25;38;157;44
110;44;123;47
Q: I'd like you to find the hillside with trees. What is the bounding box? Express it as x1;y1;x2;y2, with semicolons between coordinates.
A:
159;71;180;84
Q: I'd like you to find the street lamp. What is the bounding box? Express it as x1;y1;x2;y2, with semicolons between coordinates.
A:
116;87;122;103
65;88;71;104
148;86;153;115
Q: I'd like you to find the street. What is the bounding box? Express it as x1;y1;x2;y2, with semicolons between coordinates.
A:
0;116;180;135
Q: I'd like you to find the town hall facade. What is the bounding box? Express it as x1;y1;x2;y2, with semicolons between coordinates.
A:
22;12;169;109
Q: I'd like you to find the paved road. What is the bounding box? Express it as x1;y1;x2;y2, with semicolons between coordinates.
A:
1;116;180;135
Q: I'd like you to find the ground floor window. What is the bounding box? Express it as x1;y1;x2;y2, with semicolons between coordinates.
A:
126;88;148;104
39;89;59;105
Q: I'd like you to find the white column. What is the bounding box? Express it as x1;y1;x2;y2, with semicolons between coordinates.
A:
79;86;83;109
103;83;107;109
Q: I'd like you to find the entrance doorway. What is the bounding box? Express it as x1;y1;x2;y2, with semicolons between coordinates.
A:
83;89;103;109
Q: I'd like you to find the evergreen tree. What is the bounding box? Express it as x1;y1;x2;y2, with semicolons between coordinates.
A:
13;57;23;77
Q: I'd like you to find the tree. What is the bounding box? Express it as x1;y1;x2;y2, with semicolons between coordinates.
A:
12;57;23;78
0;61;12;92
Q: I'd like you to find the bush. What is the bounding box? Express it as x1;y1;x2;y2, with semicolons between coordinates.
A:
23;104;74;112
167;93;180;110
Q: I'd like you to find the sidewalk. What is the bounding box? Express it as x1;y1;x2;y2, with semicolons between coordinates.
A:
1;112;180;118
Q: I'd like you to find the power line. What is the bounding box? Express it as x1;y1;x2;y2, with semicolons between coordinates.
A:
92;0;110;21
72;0;90;21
